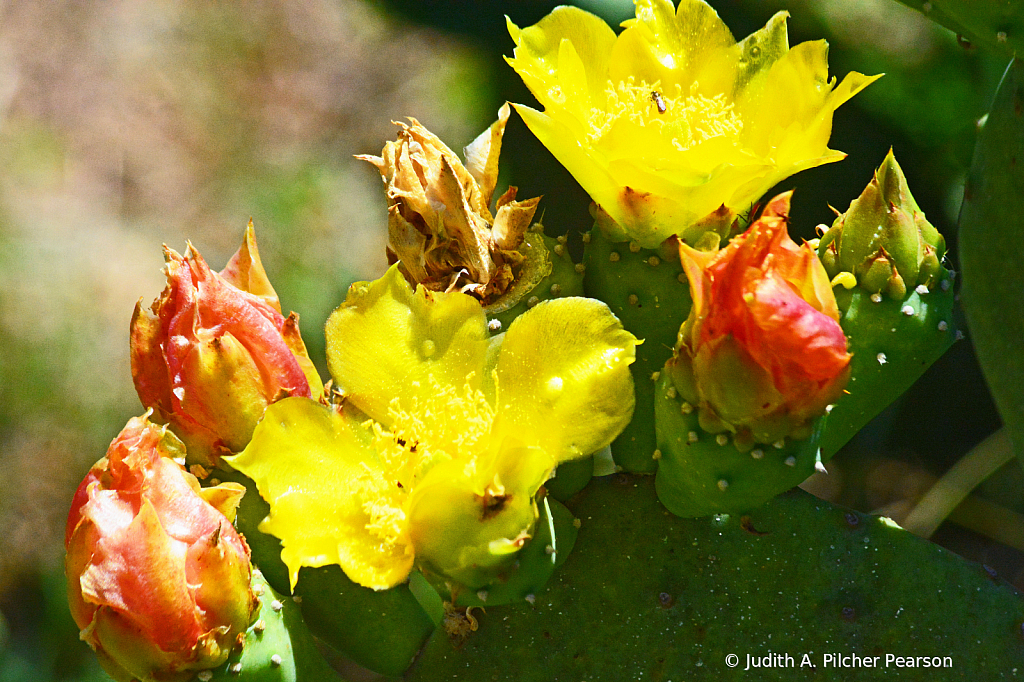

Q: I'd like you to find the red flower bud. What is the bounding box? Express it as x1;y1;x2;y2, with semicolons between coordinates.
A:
65;414;255;682
669;192;851;448
131;225;322;466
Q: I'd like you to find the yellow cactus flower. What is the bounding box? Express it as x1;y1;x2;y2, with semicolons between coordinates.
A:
506;0;881;248
226;266;637;591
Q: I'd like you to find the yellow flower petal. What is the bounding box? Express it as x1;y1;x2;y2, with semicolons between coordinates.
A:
196;481;246;523
325;265;491;424
224;397;414;591
612;0;735;90
741;39;881;166
505;7;617;111
406;443;551;588
512;104;623;233
507;0;880;248
491;297;638;462
556;35;597;130
229;265;641;594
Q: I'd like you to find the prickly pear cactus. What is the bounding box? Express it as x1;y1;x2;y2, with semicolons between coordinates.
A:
582;225;693;473
61;5;1024;682
959;58;1024;463
817;150;958;457
218;463;582;675
654;373;827;517
407;475;1024;681
290;565;434;677
423;494;579;609
821;283;957;458
216;466;290;595
544;455;594;501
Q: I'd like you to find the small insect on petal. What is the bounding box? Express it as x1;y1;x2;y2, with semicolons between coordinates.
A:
651;90;667;114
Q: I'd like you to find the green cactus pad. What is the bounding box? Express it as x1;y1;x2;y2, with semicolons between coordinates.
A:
894;0;1024;57
583;226;692;473
216;465;291;596
544;455;594;501
653;373;826;517
488;231;583;332
207;572;340;682
216;464;435;678
406;475;1024;681
960;58;1024;464
291;565;435;678
821;279;958;458
424;495;579;609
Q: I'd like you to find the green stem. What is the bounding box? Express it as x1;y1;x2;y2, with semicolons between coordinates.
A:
901;428;1014;539
947;495;1024;554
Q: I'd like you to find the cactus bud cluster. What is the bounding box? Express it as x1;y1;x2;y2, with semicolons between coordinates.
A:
814;151;957;457
818;149;946;299
61;3;980;678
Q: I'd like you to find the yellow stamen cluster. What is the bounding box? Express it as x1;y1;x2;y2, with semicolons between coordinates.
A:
358;376;497;551
588;78;742;152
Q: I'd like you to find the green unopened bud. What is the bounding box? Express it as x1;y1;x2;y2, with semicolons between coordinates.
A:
815;152;958;458
818;149;945;298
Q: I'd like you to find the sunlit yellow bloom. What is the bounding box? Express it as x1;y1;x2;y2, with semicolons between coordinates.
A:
227;266;637;591
506;0;881;248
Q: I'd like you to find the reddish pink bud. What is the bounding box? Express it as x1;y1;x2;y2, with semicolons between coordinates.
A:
670;192;851;447
131;225;322;466
65;414;255;682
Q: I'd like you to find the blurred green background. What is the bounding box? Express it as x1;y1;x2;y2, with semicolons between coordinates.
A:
0;1;1015;680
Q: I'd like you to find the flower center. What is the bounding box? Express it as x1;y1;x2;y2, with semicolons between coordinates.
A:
588;78;742;152
357;377;496;548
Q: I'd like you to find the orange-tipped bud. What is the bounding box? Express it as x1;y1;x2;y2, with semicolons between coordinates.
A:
130;225;322;466
669;192;851;448
65;414;255;682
